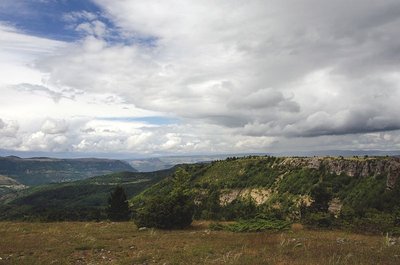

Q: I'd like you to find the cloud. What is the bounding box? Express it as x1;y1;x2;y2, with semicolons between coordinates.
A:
63;11;98;23
36;1;400;135
0;118;19;137
0;118;21;149
63;11;109;39
20;130;69;152
41;119;68;134
12;83;79;102
2;0;400;155
0;23;65;59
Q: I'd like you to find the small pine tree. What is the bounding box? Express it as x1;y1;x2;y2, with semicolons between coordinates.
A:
310;182;332;213
107;186;131;221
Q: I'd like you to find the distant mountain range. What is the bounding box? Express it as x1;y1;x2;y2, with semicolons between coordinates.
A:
126;150;400;172
0;156;137;186
126;154;235;172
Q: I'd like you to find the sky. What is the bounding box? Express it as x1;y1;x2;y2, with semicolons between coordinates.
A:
1;0;400;158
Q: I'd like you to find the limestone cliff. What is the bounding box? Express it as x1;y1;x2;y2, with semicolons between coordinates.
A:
280;156;400;190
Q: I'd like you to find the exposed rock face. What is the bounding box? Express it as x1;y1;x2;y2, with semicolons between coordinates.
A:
387;160;400;190
328;198;343;217
219;189;241;205
0;175;26;190
0;175;27;202
219;188;272;206
281;157;400;189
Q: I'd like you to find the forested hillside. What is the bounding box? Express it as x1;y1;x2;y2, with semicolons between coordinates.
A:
0;169;173;221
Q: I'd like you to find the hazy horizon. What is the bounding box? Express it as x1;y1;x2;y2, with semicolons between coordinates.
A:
1;148;400;160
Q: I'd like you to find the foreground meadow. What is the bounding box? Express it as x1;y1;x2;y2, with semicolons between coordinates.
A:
0;221;399;265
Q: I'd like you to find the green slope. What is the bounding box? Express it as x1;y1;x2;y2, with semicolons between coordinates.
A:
3;155;400;231
134;156;400;205
131;156;400;232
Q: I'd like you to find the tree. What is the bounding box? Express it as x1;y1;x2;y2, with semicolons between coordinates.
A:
134;168;195;229
310;182;332;213
107;186;131;221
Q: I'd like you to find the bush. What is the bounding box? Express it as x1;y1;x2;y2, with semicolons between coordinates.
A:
221;197;258;220
134;192;194;229
209;222;224;231
223;218;291;232
304;212;333;228
209;219;291;232
134;168;195;229
354;209;394;234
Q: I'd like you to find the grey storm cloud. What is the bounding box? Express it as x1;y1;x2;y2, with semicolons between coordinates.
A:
228;88;299;112
33;0;399;139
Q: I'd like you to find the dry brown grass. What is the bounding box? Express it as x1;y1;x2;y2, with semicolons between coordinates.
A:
0;221;399;265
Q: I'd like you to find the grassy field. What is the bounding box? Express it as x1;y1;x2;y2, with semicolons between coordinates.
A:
0;221;399;265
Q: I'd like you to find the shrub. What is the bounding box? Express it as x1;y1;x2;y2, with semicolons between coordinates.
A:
225;218;291;232
134;168;194;229
209;219;290;232
221;197;258;220
305;212;333;228
134;193;194;229
354;209;394;234
209;222;224;231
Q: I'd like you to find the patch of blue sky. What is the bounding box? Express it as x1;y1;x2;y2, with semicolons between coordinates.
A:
1;0;100;41
0;0;158;47
98;116;180;126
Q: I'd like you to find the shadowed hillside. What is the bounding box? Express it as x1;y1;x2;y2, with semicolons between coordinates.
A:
0;156;137;186
0;168;174;221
